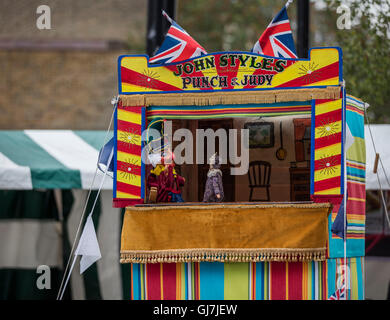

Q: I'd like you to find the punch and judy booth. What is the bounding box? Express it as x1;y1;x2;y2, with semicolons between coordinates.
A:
114;47;366;300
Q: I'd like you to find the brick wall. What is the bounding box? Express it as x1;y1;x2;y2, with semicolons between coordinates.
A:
0;0;146;129
0;0;146;43
0;50;130;129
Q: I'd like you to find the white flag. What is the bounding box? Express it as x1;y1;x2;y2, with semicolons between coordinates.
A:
75;215;101;274
345;124;355;151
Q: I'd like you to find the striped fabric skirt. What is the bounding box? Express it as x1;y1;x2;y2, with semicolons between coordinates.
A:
124;257;364;300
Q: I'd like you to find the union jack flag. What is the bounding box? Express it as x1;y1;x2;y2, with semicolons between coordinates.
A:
252;4;297;58
329;285;346;300
149;11;207;64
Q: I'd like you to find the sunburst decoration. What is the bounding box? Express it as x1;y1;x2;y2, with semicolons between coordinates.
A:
298;62;322;84
318;155;338;175
136;69;160;90
317;119;340;139
119;127;141;151
118;157;140;181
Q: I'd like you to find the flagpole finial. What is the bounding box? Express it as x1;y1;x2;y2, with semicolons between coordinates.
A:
161;10;173;24
286;0;294;8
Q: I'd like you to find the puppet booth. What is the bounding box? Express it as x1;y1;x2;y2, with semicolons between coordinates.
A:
114;46;366;300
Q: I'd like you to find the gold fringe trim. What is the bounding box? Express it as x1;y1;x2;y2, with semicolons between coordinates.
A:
120;248;327;264
127;202;332;212
120;94;145;106
119;87;340;107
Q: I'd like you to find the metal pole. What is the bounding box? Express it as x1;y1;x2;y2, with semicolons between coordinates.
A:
297;0;309;58
146;0;176;57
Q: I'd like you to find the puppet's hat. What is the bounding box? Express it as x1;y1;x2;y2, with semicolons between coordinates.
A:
209;153;220;167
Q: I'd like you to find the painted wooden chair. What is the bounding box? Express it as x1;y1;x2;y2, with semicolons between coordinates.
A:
248;160;272;201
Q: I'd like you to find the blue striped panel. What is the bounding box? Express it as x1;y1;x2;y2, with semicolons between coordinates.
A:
347;169;365;179
346;110;364;139
184;263;188;300
356;257;364;300
131;263;141;300
255;262;264;300
327;259;336;299
311;262;315;300
199;262;224;300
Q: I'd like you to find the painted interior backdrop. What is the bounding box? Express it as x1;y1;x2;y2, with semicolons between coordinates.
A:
155;115;310;203
233;115;309;202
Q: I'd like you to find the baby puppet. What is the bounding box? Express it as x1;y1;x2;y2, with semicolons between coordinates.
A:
203;153;224;202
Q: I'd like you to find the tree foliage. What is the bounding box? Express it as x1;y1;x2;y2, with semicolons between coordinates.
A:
176;0;389;121
323;0;390;122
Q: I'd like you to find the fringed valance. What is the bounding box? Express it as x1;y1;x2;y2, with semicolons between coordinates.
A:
120;203;332;263
119;86;341;107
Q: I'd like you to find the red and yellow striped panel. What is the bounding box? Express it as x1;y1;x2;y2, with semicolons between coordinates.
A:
313;98;343;195
115;102;143;199
119;48;340;94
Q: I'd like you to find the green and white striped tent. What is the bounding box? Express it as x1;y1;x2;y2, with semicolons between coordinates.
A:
0;130;128;300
